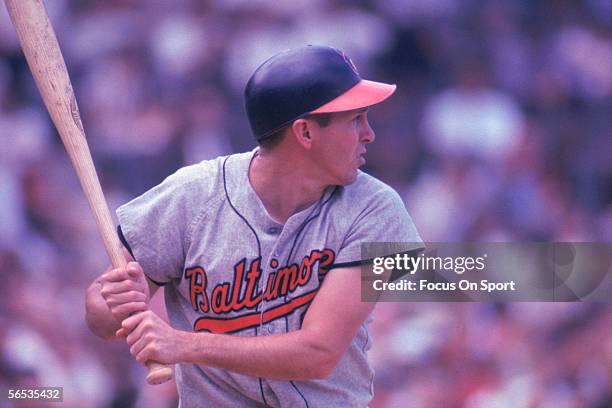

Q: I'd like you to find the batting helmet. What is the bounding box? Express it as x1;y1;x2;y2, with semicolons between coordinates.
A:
244;45;396;141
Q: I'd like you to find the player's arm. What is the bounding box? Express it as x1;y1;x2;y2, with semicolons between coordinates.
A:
119;264;373;380
85;248;159;340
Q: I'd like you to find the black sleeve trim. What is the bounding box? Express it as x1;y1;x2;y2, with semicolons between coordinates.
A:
117;225;167;287
329;260;366;269
117;225;134;258
147;277;166;287
330;247;426;282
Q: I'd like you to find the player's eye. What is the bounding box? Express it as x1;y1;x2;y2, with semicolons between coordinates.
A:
352;110;368;125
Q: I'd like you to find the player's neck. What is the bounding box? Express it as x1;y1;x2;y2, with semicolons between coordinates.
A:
249;149;327;224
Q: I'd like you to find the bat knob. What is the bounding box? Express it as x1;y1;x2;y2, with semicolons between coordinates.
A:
146;362;174;385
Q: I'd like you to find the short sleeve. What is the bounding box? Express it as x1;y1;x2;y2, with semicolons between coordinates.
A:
333;186;422;268
116;164;209;283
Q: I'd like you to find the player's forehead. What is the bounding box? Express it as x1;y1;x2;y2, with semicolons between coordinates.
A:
340;107;369;115
326;107;369;121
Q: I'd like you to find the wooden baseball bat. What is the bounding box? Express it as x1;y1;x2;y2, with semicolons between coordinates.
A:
4;0;174;385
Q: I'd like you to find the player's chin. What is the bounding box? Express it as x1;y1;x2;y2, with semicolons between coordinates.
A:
338;168;359;186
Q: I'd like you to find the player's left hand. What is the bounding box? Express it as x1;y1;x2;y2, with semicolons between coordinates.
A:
116;310;190;365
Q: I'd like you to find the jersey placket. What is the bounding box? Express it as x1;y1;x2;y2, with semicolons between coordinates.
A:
258;221;285;335
258;204;321;335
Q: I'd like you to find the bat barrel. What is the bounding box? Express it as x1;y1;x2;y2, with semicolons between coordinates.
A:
4;0;125;268
4;0;174;385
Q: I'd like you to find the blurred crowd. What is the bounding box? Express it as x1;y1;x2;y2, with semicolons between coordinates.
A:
0;0;610;407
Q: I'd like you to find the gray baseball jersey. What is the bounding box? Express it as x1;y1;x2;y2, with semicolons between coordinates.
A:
116;149;421;407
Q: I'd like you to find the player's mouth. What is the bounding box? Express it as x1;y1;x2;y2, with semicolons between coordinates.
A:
357;149;367;166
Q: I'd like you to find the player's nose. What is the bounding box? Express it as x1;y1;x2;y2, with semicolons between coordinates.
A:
361;119;375;144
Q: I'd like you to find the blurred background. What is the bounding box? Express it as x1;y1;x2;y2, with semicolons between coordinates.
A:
0;0;611;407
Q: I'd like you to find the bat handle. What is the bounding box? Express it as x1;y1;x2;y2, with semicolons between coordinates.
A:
112;249;174;385
146;361;175;385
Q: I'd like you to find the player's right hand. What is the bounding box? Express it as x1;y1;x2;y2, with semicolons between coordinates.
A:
99;261;150;323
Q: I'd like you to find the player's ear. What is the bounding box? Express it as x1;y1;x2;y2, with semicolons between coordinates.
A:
291;118;313;149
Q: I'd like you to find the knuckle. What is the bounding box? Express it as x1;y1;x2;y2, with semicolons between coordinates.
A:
108;269;120;280
130;290;144;299
139;350;149;364
125;281;137;290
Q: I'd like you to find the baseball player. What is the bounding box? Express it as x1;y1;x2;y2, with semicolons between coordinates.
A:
85;45;421;407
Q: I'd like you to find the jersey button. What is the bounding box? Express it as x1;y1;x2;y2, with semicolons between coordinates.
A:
268;227;280;234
